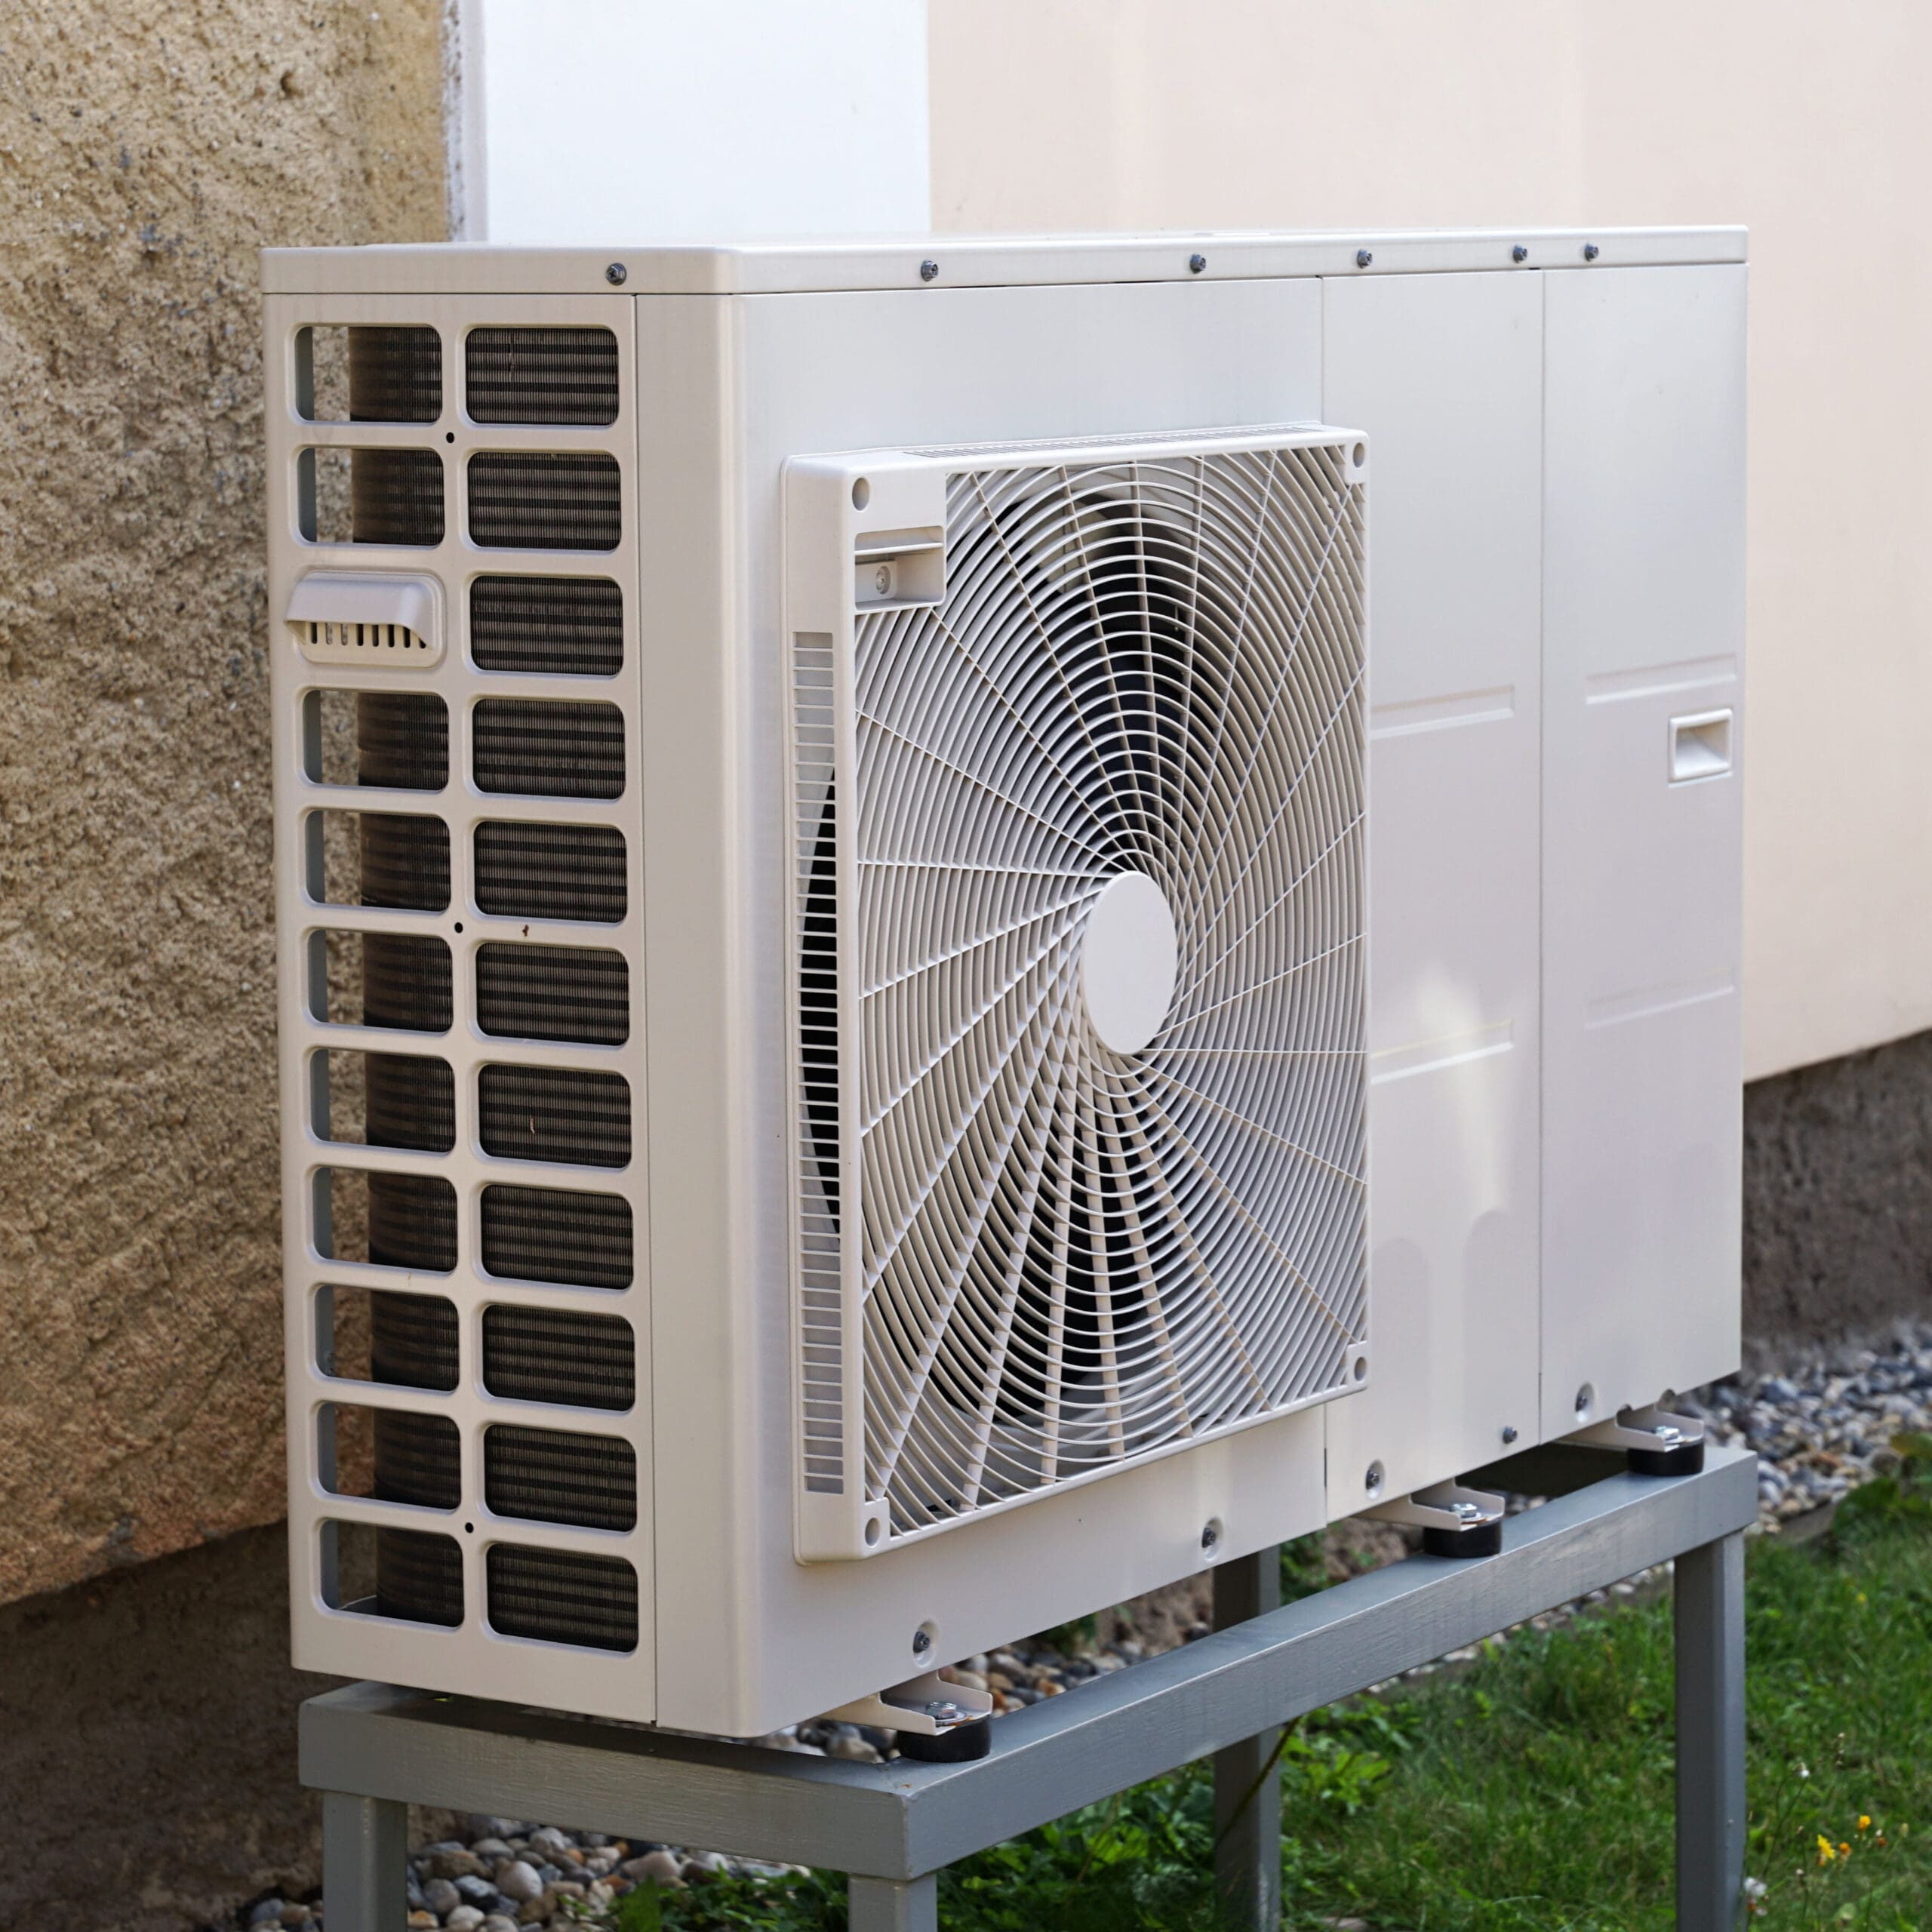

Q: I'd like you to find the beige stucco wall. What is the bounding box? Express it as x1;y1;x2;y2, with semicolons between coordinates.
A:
0;1;445;1606
931;0;1932;1083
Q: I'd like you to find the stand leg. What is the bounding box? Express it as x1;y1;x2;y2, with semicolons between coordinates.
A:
1675;1532;1746;1931
848;1873;937;1931
321;1791;408;1932
1212;1544;1281;1930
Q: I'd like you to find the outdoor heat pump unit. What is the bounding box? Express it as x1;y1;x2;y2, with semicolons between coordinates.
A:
265;228;1746;1743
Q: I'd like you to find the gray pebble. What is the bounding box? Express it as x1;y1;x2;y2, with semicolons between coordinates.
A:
248;1903;285;1927
443;1912;484;1932
420;1880;460;1918
494;1863;543;1906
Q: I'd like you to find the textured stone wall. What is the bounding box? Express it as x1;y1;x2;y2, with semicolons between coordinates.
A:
1743;1029;1932;1359
0;0;445;1605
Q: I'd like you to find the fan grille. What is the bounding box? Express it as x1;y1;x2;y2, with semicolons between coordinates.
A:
798;437;1368;1542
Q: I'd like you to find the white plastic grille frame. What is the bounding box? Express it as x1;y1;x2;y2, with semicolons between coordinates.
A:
787;426;1371;1561
266;291;657;1718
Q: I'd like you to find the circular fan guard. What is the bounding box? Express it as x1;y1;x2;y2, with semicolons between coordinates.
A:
805;441;1367;1538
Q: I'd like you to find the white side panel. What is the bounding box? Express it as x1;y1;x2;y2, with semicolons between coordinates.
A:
1321;270;1545;1510
267;293;656;1719
1541;266;1746;1438
465;0;930;245
645;276;1332;1737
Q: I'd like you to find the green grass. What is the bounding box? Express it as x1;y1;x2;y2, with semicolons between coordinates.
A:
605;1500;1932;1931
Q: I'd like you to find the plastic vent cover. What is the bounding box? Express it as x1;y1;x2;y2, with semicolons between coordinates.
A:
791;429;1370;1555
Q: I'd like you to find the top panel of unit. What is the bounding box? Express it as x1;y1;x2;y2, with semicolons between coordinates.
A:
262;226;1746;298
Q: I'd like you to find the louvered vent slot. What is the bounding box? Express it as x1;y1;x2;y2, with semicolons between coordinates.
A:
351;449;445;547
477;944;629;1044
485;1426;636;1530
487;1545;637;1651
465;328;619;426
368;1291;460;1390
792;634;843;1496
374;1525;464;1626
473;700;624;798
470;576;623;675
469;453;621;552
349;325;442;423
475;823;627;921
302;621;433;662
478;1065;630;1168
481;1186;632;1291
481;1304;634;1409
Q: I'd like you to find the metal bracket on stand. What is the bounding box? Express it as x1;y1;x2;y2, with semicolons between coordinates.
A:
306;1447;1755;1932
1364;1479;1508;1556
1571;1404;1708;1475
823;1672;997;1762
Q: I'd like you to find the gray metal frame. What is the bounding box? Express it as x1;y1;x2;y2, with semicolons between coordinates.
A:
306;1447;1754;1931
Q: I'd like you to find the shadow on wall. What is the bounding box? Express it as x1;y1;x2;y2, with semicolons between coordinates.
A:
1743;1026;1932;1361
0;1521;423;1932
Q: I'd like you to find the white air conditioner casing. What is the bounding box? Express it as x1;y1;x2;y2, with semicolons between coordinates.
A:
265;229;1745;1739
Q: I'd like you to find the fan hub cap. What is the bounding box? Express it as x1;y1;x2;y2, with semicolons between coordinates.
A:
1081;871;1179;1057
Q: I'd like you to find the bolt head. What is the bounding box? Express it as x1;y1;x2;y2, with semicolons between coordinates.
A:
1583;242;1600;261
912;1628;931;1654
605;262;627;285
1501;1425;1519;1444
919;258;939;282
1575;1386;1591;1413
1188;252;1207;275
1200;1521;1220;1550
1512;244;1529;263
1355;248;1374;268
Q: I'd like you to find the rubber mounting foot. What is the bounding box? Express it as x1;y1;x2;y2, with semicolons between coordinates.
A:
897;1718;994;1763
1423;1516;1503;1560
1627;1439;1706;1477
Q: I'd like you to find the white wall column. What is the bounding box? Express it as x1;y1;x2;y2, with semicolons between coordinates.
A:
445;0;930;245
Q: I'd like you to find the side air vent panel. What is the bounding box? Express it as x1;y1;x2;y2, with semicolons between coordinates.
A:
278;293;646;1697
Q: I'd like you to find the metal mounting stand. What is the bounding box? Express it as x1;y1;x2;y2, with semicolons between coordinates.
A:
305;1447;1753;1932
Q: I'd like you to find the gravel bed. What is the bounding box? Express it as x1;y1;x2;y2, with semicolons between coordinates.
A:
235;1325;1932;1926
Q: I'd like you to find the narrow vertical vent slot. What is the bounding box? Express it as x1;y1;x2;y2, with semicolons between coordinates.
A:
465;328;619;426
792;633;844;1495
481;1186;632;1291
482;1305;635;1409
474;823;627;921
472;700;624;798
485;1426;636;1531
470;576;623;675
476;943;629;1044
486;1545;636;1651
468;453;621;552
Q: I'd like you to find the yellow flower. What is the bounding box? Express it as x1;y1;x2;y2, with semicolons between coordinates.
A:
1817;1834;1837;1864
1858;1815;1872;1832
1840;1842;1852;1857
